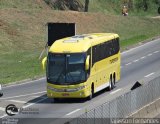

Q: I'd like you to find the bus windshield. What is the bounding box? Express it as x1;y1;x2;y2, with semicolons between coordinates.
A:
47;53;86;85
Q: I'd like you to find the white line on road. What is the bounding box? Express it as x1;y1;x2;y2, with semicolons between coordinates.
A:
66;109;81;116
0;114;7;118
144;72;154;78
30;95;47;99
147;53;152;56
133;59;139;62
0;96;47;118
141;56;146;59
154;51;159;54
0;91;46;100
8;100;26;103
0;107;5;111
3;77;45;88
22;97;48;109
30;95;41;98
110;89;122;94
126;62;132;66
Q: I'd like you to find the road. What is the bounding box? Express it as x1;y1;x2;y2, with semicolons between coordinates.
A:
0;39;160;123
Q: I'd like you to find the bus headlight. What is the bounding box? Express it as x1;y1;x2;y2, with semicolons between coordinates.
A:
47;86;63;92
67;85;85;92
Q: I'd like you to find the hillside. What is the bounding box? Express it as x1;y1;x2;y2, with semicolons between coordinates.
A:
45;0;160;16
0;0;160;84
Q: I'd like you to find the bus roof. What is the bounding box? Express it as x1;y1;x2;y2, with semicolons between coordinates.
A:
49;33;119;53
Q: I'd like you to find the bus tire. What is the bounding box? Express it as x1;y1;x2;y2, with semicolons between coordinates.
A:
108;76;113;91
113;73;116;87
88;84;94;100
53;98;59;102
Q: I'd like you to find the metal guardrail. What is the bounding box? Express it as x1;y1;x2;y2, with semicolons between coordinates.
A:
67;76;160;124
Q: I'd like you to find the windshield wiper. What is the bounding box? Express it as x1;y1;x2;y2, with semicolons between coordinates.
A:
55;68;65;83
66;72;75;83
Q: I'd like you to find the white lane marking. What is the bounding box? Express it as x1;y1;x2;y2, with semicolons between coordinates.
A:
31;96;46;99
22;97;48;109
141;56;146;59
144;72;154;78
30;95;41;98
110;89;122;94
0;91;46;100
3;77;45;88
147;53;152;56
133;59;139;62
122;38;159;54
0;107;5;111
154;51;159;54
8;100;26;103
66;109;81;116
126;62;132;66
0;114;7;118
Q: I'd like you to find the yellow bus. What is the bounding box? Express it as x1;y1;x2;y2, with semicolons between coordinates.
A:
42;33;120;101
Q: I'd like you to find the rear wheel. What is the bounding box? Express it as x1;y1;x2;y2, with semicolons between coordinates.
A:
113;73;116;87
108;76;114;91
0;92;3;97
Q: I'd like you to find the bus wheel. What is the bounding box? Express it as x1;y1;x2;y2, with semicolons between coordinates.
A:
53;98;59;102
88;85;94;100
113;73;116;87
108;77;113;91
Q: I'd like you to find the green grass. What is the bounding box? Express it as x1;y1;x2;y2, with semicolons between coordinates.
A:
120;35;149;47
0;0;160;84
0;51;44;83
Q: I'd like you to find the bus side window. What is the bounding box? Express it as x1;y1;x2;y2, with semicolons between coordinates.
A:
108;40;113;56
92;46;96;66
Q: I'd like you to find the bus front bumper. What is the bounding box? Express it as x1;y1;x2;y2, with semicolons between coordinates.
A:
47;88;90;98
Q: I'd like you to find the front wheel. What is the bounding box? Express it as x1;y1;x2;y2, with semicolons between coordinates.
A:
88;86;94;100
54;98;59;102
49;98;59;103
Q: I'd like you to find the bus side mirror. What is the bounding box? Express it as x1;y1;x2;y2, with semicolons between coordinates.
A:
85;55;90;71
42;57;47;70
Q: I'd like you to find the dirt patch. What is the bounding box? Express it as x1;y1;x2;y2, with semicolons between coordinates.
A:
0;19;19;36
152;16;160;19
